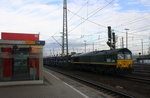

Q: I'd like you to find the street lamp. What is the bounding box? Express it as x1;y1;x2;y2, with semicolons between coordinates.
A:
125;28;129;48
84;40;86;53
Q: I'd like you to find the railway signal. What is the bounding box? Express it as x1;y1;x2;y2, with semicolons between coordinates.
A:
107;26;116;50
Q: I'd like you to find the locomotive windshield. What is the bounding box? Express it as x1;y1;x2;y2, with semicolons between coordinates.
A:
124;52;132;59
118;53;124;59
118;52;132;59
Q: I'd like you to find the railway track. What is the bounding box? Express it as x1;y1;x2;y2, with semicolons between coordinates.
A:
133;70;150;73
132;70;150;77
127;64;150;83
132;73;150;78
120;75;150;84
133;65;150;71
46;66;134;98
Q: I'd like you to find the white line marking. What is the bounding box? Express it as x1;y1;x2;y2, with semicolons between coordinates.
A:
44;70;89;98
63;82;89;98
44;70;60;80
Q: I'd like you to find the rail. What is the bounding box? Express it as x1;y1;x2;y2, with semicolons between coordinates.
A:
46;66;134;98
120;75;150;84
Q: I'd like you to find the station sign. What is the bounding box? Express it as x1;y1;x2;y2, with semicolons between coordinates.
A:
35;41;45;45
0;40;45;45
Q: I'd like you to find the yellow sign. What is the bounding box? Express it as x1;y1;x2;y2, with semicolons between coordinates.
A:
25;40;35;44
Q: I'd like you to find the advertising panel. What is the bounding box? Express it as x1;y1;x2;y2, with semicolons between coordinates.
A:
1;32;39;41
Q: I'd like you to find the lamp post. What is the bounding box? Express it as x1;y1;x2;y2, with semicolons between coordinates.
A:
125;28;129;48
84;40;86;53
93;42;94;51
141;39;144;63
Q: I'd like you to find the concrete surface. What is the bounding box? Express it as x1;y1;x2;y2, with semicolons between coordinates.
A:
0;70;87;98
0;68;110;98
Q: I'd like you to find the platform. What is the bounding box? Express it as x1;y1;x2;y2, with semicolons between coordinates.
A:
0;68;110;98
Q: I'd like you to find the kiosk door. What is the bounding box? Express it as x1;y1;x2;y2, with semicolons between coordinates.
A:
13;48;30;80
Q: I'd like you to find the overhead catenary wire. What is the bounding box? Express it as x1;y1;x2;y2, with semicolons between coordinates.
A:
114;15;150;28
51;36;62;47
68;0;103;26
86;0;113;18
68;0;116;33
68;9;107;28
127;29;150;37
113;28;149;37
129;25;150;32
68;0;89;21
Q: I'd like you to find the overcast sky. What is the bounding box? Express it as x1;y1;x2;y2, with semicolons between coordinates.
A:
0;0;150;56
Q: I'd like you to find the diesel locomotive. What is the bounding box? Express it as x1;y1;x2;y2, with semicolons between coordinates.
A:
71;48;133;73
44;48;133;73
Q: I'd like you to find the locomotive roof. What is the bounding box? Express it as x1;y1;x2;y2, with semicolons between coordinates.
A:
102;48;132;54
71;48;132;57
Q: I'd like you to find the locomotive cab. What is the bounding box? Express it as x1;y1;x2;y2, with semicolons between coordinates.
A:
116;49;133;69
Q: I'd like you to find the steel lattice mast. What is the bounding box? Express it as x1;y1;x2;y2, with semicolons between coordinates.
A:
62;0;68;60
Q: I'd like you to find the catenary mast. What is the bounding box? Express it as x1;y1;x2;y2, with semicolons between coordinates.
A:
62;0;69;61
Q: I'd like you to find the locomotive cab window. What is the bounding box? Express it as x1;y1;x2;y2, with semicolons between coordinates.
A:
124;52;132;59
118;52;132;59
118;52;124;59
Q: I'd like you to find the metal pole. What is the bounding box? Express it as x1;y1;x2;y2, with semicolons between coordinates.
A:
61;32;64;56
63;0;69;62
62;16;64;56
53;48;55;56
93;42;94;51
141;39;144;63
125;28;129;48
141;39;143;56
84;40;86;53
50;49;52;56
122;37;124;48
120;37;122;48
65;0;69;58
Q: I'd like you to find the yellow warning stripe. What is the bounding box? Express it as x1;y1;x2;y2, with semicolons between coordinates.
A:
72;62;116;65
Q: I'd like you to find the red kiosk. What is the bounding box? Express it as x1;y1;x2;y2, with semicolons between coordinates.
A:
0;32;45;86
